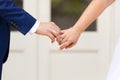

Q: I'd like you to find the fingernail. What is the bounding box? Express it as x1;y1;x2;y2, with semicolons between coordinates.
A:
59;42;61;45
51;41;54;43
59;48;62;50
60;47;64;50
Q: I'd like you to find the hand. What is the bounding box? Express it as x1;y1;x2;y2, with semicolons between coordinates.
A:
35;22;61;43
59;27;81;50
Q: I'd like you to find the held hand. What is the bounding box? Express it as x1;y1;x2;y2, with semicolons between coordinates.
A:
60;27;81;50
35;22;61;43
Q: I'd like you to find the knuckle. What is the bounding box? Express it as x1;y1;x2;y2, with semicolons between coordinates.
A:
51;35;55;39
51;22;55;25
51;22;55;24
56;32;60;36
68;39;72;42
48;34;54;38
51;37;55;41
47;29;51;32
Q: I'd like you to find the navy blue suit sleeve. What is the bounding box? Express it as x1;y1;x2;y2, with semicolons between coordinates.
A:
0;0;36;35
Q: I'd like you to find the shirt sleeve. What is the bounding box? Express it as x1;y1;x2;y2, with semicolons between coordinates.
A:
28;20;40;34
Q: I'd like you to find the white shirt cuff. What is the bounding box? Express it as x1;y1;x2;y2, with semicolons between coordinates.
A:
29;20;40;34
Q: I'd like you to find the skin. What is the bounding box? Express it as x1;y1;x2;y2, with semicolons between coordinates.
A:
59;0;115;50
35;22;62;43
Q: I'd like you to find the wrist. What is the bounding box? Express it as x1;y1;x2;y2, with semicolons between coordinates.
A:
73;25;83;34
35;22;41;34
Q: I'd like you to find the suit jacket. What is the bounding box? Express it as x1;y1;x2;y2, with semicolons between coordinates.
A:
0;0;36;63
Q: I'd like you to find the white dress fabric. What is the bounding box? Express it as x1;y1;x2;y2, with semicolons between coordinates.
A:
106;38;120;80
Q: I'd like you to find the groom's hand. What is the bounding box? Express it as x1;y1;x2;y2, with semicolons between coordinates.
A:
35;22;61;43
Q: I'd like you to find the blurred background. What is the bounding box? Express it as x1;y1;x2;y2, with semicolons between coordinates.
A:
51;0;96;31
2;0;120;80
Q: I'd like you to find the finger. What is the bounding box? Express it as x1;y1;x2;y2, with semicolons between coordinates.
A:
61;30;66;34
54;25;61;32
57;34;66;45
56;30;63;44
56;37;62;45
53;27;61;33
60;41;71;50
66;43;76;49
60;34;68;45
51;22;61;30
48;33;55;43
51;23;63;36
55;31;61;43
53;30;62;45
51;29;60;37
51;29;63;44
56;38;61;45
51;22;61;33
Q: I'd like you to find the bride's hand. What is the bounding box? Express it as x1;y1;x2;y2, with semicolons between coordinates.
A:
60;27;81;50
